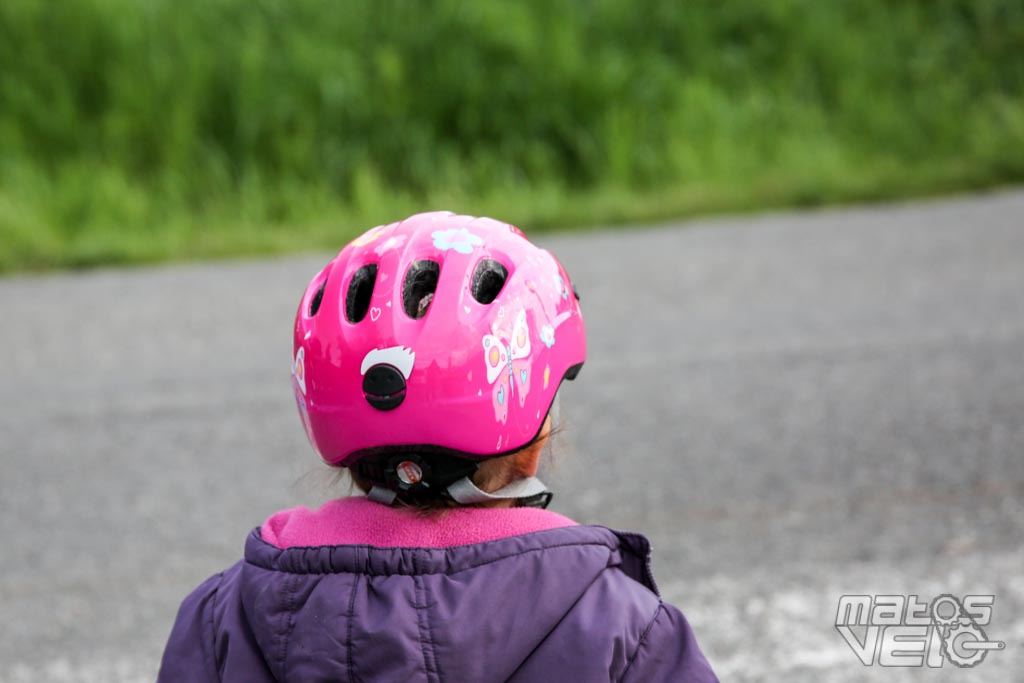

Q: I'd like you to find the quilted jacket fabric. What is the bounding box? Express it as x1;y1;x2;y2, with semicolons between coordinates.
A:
158;524;717;682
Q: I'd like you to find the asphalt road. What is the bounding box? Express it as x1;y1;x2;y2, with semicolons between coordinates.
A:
2;191;1023;682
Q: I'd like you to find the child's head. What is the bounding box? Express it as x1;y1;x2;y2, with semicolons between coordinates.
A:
291;212;585;508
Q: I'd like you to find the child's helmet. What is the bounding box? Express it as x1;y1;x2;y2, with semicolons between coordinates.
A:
291;212;585;502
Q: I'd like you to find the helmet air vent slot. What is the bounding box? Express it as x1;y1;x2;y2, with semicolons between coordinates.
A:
309;279;328;317
471;259;508;305
345;264;378;323
403;260;440;319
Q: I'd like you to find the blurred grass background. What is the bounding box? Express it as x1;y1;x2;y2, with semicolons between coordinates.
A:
1;0;1023;272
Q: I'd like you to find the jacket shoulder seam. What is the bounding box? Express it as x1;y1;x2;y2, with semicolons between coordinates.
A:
346;574;360;683
413;551;443;683
278;573;302;680
205;571;226;682
503;562;618;681
616;601;664;683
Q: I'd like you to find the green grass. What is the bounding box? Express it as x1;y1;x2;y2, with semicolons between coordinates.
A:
1;0;1023;272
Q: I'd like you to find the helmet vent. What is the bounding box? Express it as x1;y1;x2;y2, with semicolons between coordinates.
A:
403;260;440;319
345;264;378;323
309;279;327;317
471;259;508;305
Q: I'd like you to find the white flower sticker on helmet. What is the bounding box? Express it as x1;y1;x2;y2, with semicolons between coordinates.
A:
540;324;555;348
432;228;484;254
360;346;416;379
293;347;307;395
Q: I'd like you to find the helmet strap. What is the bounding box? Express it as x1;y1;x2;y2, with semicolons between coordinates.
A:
367;486;398;506
445;475;552;509
358;451;555;509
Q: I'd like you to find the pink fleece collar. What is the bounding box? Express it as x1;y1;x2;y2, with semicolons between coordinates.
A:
261;496;578;549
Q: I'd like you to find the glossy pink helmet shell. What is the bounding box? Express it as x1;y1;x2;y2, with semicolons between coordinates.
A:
292;212;586;467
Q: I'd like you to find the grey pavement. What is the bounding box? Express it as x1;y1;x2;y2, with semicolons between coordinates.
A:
2;190;1023;682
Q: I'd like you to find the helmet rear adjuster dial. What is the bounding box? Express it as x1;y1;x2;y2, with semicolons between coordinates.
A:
356;453;480;498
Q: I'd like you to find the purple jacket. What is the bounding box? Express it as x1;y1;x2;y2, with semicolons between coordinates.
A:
159;525;718;682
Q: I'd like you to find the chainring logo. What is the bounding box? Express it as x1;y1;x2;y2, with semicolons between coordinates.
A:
835;594;1005;668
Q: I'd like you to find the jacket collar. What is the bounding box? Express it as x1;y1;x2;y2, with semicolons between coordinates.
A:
244;524;659;595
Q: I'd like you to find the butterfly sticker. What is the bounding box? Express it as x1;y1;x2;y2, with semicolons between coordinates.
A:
482;310;532;424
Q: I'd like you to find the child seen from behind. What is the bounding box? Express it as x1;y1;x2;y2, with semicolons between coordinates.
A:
159;212;718;682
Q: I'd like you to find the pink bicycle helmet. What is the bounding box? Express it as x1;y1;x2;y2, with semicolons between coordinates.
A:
292;211;585;505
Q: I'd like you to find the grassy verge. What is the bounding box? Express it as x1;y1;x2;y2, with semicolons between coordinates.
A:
1;0;1023;272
